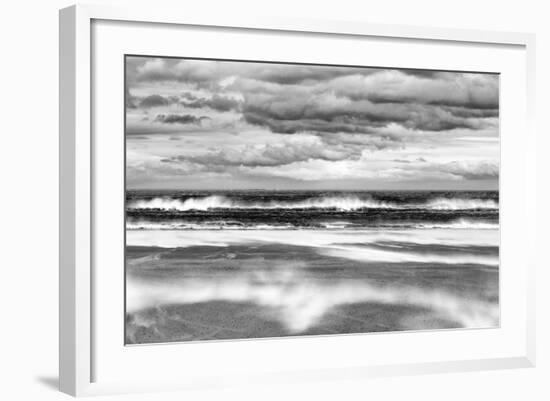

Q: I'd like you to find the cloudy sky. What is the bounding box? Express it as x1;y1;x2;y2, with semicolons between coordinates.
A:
125;56;499;190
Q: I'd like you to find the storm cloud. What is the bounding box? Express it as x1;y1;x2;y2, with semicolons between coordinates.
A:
164;135;365;168
125;56;499;190
139;94;176;108
126;57;498;136
180;93;241;112
153;114;209;125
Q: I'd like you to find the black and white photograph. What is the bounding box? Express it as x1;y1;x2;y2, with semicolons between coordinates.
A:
2;0;547;398
124;56;500;344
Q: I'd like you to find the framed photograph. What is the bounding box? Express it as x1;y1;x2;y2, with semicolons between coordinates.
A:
59;4;536;396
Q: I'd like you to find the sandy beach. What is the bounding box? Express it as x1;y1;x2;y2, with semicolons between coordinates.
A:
126;228;499;344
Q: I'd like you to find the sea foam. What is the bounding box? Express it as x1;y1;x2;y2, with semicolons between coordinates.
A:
128;195;498;211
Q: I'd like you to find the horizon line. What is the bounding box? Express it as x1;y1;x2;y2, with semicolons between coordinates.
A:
126;188;499;192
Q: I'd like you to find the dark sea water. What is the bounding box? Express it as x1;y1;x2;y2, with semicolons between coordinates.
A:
126;190;499;230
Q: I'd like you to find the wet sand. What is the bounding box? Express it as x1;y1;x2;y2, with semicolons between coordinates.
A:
125;229;499;344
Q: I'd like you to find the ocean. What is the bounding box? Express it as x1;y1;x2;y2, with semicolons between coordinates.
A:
125;190;499;344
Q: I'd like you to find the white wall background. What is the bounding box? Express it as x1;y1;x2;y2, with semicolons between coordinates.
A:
0;0;547;399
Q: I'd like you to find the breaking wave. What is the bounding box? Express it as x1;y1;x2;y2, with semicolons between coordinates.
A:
426;198;499;210
414;219;498;230
128;195;498;212
126;221;296;230
126;218;498;231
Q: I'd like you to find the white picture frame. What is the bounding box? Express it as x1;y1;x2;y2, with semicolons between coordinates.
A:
59;3;536;397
